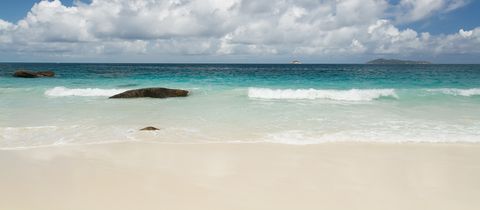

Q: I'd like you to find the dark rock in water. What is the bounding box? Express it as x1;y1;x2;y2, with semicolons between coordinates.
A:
13;70;55;78
36;71;55;77
13;71;38;78
109;88;189;99
140;126;160;131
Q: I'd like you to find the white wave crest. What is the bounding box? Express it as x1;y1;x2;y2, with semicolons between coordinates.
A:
427;88;480;97
248;88;398;101
45;86;127;97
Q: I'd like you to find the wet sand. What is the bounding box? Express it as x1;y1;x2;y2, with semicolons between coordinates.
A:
1;142;480;210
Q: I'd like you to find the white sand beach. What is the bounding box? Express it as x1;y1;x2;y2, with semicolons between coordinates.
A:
1;142;479;210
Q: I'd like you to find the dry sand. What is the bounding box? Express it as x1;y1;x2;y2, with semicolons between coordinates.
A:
1;142;480;210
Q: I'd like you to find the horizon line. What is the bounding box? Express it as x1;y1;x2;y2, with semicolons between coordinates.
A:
1;62;480;65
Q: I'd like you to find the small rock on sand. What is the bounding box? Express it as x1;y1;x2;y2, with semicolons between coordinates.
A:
140;126;160;131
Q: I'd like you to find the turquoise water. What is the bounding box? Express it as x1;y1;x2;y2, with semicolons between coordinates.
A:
1;63;480;149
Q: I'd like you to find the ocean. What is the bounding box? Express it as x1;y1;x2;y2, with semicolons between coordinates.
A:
1;63;479;149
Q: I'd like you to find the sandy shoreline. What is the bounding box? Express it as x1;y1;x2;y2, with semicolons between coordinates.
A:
1;142;480;210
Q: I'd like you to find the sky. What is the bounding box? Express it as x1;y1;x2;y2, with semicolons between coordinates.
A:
0;0;479;63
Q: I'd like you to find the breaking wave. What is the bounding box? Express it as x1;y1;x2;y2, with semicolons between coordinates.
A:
248;88;398;101
427;88;480;97
45;86;126;97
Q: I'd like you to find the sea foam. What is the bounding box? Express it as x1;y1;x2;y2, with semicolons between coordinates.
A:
248;88;398;101
45;86;127;97
427;88;480;96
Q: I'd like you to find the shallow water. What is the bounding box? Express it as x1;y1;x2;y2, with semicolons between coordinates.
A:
1;63;480;149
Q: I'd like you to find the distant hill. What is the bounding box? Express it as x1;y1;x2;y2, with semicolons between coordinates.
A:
367;58;431;64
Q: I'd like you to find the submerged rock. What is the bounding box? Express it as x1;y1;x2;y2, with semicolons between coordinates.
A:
366;58;431;64
13;70;55;78
109;88;189;99
116;83;138;88
140;126;160;131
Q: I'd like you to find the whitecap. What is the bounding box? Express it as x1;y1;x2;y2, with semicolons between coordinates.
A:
427;88;480;97
248;88;398;101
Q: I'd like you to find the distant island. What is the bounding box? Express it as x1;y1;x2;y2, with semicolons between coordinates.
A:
367;58;431;64
290;60;301;64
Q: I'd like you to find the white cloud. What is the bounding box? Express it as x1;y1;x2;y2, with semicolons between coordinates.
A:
445;0;469;12
432;28;480;54
394;0;470;23
366;19;422;54
0;0;478;62
459;29;473;38
0;19;13;30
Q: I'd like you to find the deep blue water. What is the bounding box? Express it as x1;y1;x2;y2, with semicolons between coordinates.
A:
1;63;480;89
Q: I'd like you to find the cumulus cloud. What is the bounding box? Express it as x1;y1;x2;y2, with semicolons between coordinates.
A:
0;0;478;62
432;28;480;54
